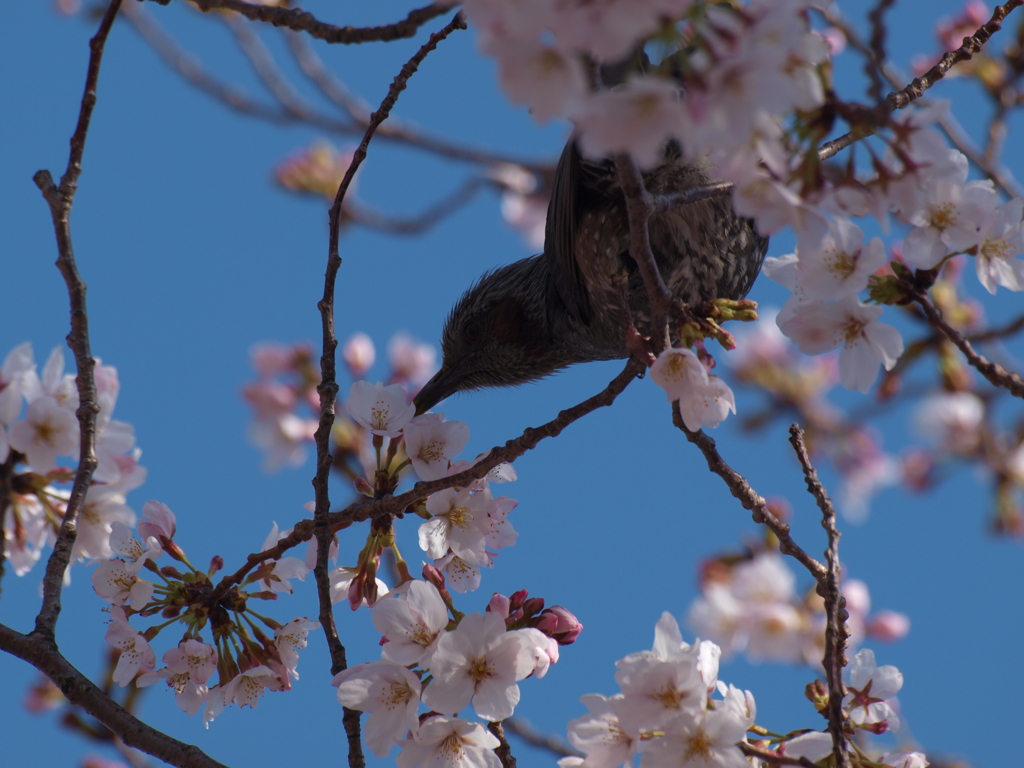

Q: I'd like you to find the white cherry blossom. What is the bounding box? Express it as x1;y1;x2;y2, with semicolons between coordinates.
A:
421;612;535;721
405;413;471;480
974;198;1024;293
334;661;423;757
396;716;501;768
777;295;903;393
372;579;450;667
345;380;416;437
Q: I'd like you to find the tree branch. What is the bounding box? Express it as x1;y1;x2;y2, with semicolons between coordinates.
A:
488;722;518;768
30;0;123;641
165;0;454;45
788;425;850;768
503;718;581;759
675;414;827;580
908;282;1024;398
0;623;227;768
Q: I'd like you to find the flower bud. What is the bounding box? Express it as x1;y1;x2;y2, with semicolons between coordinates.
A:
535;606;583;645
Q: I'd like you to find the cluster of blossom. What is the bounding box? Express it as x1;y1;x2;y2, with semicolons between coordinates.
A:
89;499;320;724
463;0;827;168
1;343;146;577
688;548;910;666
274;140;357;200
650;346;737;431
343;380;519;597
561;613;924;768
334;578;580;765
243;332;435;472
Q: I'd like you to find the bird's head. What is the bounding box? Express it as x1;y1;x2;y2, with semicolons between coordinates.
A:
414;256;567;413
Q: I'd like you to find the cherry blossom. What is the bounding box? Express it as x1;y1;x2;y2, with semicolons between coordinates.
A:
137;640;218;715
777;295;903;393
255;523;309;593
405;413;471;480
780;730;833;762
274;618;320;680
566;694;637;768
220;665;276;709
638;708;749;768
396;715;501;768
843;649;903;728
484;36;586;123
651;348;737;431
334;661;423;757
345;380;416;437
92;559;155;609
330;565;390;607
435;553;485;594
572;78;688;169
792;217;888;301
343;332;376;378
373;579;450;667
0;342;35;431
973;198;1024;293
70;486;137;562
614;645;704;734
387;333;436;387
899;178;996;269
420;486;494;563
421;611;536;721
8;395;79;473
880;751;930;768
105;609;156;686
914;391;984;454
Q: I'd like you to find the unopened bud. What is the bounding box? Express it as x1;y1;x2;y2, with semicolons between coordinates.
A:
521;597;546;617
535;606;584;645
508;589;529;611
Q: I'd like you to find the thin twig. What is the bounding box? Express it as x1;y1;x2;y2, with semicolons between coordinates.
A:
180;0;453;45
740;743;820;768
220;12;319;118
675;413;827;580
347;177;485;235
866;0;896;105
210;358;645;599
909;283;1024;398
0;623;227;768
30;0;123;641
503;718;581;759
313;15;465;767
488;722;518;768
285;29;372;120
788;425;850;768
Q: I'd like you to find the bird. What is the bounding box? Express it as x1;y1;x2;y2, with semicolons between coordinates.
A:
413;74;769;414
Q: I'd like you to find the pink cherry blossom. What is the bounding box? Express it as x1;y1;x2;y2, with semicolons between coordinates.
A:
405;414;471;480
334;661;423;757
421;611;535;721
566;693;637;768
275;618;320;680
346;380;416;437
372;579;450;667
843;649;904;728
105;609;156;686
777;295;903;393
8;395;79;473
137;640;218;715
974;198;1024;293
343;332;376;378
396;715;501;768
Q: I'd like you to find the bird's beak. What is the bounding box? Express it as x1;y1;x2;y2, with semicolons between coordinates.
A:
413;368;453;415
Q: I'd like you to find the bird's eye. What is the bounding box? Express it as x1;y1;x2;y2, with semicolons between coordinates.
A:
463;320;482;345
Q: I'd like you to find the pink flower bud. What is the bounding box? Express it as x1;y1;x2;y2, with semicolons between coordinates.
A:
487;593;511;618
535;606;583;645
867;610;911;642
509;589;529;611
521;597;546;617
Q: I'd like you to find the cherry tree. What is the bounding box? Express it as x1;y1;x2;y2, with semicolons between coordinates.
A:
3;2;1023;768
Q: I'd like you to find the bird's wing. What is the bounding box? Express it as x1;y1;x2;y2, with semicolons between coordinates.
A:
544;138;592;326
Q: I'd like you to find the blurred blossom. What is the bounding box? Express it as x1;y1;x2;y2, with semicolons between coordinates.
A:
387;332;436;388
274;141;356;200
343;333;376;379
501;190;548;249
914;391;984;455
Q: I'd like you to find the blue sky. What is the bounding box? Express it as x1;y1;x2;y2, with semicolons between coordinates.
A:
2;1;1022;767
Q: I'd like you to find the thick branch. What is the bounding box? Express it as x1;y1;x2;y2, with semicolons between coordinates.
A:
488;722;518;768
31;0;123;641
0;623;227;768
788;426;850;768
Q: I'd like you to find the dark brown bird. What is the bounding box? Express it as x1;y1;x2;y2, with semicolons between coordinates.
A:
413;135;768;413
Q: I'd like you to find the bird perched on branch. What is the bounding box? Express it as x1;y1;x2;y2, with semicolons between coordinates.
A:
414;74;768;414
